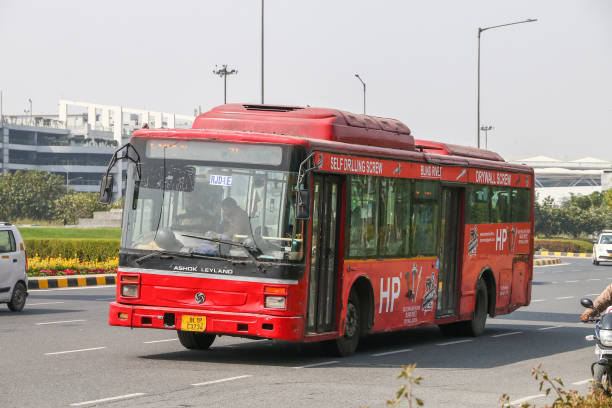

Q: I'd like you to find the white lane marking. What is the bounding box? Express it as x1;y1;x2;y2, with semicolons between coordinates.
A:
556;296;575;300
70;393;145;406
33;285;115;292
371;348;413;357
27;301;65;306
36;319;86;325
293;360;339;369
587;279;601;281
565;280;579;283
436;339;473;346
572;379;592;385
538;326;562;331
586;294;601;297
551;281;558;284
143;339;178;344
191;375;251;386
492;331;522;338
532;299;546;302
94;297;115;301
45;346;106;356
510;394;546;405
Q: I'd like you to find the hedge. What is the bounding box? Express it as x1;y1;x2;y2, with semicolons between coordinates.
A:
25;238;120;261
534;238;593;253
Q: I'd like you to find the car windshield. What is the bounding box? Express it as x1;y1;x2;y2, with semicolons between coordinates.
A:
600;235;612;245
121;140;304;262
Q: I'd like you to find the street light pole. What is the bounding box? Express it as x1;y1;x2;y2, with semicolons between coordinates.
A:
261;0;264;104
213;65;238;104
28;98;32;124
480;125;494;149
354;74;366;115
477;18;537;148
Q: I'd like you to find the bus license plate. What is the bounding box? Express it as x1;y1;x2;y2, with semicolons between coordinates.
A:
181;315;206;332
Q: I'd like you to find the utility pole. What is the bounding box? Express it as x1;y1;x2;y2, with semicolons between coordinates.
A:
213;65;238;104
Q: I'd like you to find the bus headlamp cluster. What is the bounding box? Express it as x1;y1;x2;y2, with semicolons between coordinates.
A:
121;284;139;297
600;330;612;347
265;296;286;309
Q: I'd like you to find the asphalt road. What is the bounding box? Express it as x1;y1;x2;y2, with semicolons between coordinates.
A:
1;258;611;408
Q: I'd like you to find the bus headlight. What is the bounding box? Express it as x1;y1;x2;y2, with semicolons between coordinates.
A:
600;330;612;347
265;296;286;309
121;284;139;297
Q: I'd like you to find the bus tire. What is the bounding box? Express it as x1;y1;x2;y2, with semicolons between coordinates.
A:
459;280;488;337
323;290;361;357
177;331;216;350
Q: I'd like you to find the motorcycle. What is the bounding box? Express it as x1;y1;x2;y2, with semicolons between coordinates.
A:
581;297;612;389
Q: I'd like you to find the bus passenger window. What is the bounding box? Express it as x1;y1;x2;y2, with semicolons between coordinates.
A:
467;185;490;224
511;188;531;222
379;178;411;257
348;175;378;258
490;188;511;223
410;181;439;256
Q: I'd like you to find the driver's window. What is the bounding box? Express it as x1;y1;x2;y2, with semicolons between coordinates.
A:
0;230;16;253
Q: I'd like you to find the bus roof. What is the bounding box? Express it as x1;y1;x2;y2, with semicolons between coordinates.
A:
132;104;532;174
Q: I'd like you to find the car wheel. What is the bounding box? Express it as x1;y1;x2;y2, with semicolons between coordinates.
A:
594;259;600;266
7;281;27;312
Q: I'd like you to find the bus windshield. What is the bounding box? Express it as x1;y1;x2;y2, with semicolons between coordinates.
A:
121;142;304;263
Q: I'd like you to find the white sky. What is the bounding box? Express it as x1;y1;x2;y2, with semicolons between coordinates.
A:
1;0;611;160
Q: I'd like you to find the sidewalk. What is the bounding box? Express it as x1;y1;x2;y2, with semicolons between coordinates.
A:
28;274;116;290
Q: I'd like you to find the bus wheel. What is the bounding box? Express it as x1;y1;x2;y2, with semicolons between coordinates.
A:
323;291;361;357
459;280;488;337
177;331;216;350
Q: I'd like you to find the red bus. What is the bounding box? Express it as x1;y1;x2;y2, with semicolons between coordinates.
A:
102;104;534;356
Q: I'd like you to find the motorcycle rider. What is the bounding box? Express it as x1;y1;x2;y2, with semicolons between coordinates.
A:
580;283;612;321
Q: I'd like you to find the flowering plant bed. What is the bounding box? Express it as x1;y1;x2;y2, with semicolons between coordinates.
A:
27;255;118;277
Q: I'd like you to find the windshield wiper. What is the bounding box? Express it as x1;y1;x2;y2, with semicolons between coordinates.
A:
135;249;227;264
180;234;263;265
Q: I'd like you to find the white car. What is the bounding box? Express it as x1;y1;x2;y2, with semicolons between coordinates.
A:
593;230;612;266
0;223;27;311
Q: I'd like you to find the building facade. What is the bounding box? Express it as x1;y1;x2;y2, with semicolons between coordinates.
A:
0;100;194;197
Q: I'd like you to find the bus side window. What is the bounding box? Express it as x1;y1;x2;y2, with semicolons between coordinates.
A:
511;188;531;222
379;178;411;257
490;187;511;223
467;185;490;224
348;175;378;258
410;181;439;256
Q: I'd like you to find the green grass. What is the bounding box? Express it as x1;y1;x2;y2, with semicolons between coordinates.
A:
18;227;122;240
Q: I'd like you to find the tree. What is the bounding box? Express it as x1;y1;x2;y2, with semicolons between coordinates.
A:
0;171;66;221
53;192;110;224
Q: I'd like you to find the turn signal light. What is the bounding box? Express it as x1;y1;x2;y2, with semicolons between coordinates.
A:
264;286;287;296
121;275;139;283
118;312;129;320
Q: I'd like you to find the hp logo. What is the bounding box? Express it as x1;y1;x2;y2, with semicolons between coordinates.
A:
194;292;206;304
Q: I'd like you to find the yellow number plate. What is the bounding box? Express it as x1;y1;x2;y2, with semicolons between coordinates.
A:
180;315;206;332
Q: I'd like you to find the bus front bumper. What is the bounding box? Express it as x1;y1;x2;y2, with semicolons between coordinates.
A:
109;302;305;342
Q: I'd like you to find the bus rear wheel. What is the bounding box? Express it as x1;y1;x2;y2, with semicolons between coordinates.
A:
458;280;488;337
323;291;361;357
177;331;216;350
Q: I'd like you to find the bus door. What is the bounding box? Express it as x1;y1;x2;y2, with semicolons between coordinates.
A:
436;186;463;318
306;175;342;333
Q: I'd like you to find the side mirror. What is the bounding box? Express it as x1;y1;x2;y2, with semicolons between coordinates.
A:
295;189;310;220
581;298;595;309
99;174;114;205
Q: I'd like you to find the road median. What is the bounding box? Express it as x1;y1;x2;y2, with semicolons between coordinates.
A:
28;274;116;290
536;250;590;258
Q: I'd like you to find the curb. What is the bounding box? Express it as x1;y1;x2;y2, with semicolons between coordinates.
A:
534;258;562;266
536;251;590;258
28;274;116;290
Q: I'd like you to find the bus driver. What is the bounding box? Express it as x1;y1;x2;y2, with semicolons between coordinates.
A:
220;197;251;241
